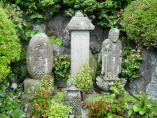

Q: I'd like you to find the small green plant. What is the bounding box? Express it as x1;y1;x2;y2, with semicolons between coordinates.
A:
31;75;54;118
31;88;53;118
0;79;25;118
128;93;157;118
49;36;62;46
109;79;125;95
121;47;142;82
52;54;70;82
72;63;93;92
86;95;129;118
40;75;54;91
46;99;72;118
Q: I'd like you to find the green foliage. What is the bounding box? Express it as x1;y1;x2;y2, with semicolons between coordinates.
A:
0;8;21;82
53;92;65;103
4;0;134;28
49;36;62;46
5;0;61;20
0;79;25;117
86;95;130;118
52;54;70;82
72;63;93;92
46;99;72;118
128;93;157;118
31;87;53;118
1;2;36;82
40;75;54;91
109;79;125;95
31;75;54;117
121;47;142;82
122;0;157;49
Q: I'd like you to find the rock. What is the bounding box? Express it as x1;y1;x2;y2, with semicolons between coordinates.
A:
24;79;41;94
90;41;101;53
10;82;18;90
33;24;46;33
89;51;97;80
52;43;64;56
127;50;157;100
27;33;53;79
82;109;89;118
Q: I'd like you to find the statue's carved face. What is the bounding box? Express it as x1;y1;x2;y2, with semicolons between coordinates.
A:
108;28;120;42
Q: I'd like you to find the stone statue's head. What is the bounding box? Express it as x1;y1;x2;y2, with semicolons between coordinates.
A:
108;28;120;42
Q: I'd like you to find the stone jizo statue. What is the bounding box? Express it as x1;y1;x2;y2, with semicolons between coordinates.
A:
101;28;122;78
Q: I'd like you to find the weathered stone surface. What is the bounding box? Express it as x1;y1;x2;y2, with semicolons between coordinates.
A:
52;43;64;56
127;50;157;100
33;24;46;33
66;11;95;31
64;86;82;100
27;33;53;79
89;51;97;80
67;11;95;78
24;79;41;94
101;28;122;77
71;31;90;77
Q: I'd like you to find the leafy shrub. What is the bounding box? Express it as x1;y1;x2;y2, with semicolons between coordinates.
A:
0;79;25;118
72;63;93;92
31;87;53;118
86;95;130;118
121;47;142;82
4;0;134;28
46;99;72;118
122;0;157;48
52;54;70;82
0;8;21;82
40;75;54;91
31;75;54;117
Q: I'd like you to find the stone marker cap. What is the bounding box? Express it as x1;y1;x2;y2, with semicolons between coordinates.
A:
66;11;95;31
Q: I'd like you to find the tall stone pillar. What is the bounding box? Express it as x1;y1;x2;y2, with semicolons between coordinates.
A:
65;11;95;117
66;11;95;77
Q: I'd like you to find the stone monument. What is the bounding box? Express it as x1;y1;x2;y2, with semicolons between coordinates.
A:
101;28;122;77
23;33;53;117
65;11;95;117
96;28;125;92
27;33;53;79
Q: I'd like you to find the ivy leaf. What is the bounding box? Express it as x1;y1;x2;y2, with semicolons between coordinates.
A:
133;104;141;112
30;13;43;19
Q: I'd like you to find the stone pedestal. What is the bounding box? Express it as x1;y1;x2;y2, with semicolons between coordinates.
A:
24;79;41;94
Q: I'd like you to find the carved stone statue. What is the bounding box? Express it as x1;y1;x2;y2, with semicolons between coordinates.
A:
96;28;126;92
101;28;122;78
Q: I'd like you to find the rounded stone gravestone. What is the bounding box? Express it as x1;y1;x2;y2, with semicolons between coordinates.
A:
27;33;53;79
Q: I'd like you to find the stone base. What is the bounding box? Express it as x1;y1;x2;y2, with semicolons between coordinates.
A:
64;85;83;117
56;80;67;88
64;86;82;100
24;78;41;94
96;76;126;92
21;94;33;118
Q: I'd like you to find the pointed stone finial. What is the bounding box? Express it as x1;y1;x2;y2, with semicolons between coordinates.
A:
66;11;95;31
75;11;84;17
